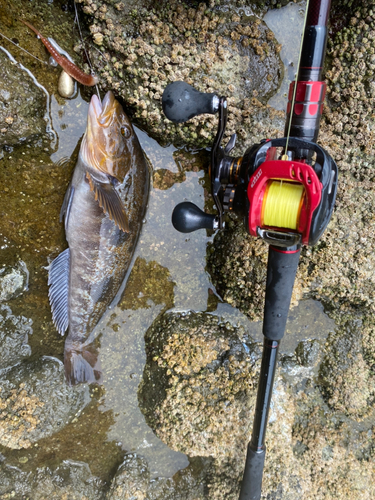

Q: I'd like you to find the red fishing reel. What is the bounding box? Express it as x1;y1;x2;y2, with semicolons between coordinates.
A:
242;137;337;247
162;82;337;249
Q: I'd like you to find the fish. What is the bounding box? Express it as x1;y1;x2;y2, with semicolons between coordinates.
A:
48;91;149;385
20;19;98;86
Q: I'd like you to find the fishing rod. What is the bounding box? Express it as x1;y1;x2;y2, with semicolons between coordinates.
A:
161;0;337;498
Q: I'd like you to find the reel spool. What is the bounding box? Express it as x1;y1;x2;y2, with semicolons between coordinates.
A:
262;181;305;231
242;137;337;247
246;150;321;246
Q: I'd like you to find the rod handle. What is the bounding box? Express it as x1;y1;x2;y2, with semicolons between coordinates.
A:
239;447;266;500
162;81;219;123
263;247;301;341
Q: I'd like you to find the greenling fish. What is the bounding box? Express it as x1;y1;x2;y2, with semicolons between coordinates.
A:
48;91;149;385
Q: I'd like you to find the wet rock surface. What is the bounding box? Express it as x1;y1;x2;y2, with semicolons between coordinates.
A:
139;311;259;462
80;0;284;150
106;453;149;500
0;357;89;449
106;453;215;500
136;308;375;499
147;457;213;500
0;261;29;302
0;459;104;499
0;304;32;371
0;50;47;147
318;317;374;418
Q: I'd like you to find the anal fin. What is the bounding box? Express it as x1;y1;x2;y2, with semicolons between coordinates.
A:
48;248;70;335
86;171;129;233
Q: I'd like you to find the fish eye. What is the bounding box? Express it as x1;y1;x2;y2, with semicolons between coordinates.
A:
120;126;131;138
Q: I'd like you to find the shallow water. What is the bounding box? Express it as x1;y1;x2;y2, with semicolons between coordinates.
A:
0;0;337;489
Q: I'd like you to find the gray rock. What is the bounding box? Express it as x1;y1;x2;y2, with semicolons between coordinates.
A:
0;260;29;301
81;0;284;150
138;311;258;461
147;457;213;500
0;49;47;147
106;453;149;500
106;453;214;500
318;318;372;417
0;304;32;371
0;356;90;449
0;459;104;499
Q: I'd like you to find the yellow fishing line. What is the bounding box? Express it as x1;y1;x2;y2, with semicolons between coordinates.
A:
262;180;305;230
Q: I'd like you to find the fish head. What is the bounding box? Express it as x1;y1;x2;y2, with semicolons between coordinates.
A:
80;91;135;182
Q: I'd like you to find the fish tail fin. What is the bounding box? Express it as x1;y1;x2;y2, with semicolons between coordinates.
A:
64;343;102;386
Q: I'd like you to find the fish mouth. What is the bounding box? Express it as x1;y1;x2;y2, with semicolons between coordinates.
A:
89;93;103;120
82;91;118;167
88;91;118;127
88;91;116;125
80;90;130;179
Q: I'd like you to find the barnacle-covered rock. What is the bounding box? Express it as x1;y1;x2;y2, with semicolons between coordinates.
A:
0;261;28;302
0;459;104;499
79;0;284;151
0;357;89;449
138;311;259;461
318;318;374;418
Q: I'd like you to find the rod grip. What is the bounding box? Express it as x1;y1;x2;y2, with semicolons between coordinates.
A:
239;447;266;500
263;247;301;341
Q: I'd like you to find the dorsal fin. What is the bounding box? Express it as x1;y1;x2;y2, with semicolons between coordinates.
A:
48;248;70;335
86;171;129;233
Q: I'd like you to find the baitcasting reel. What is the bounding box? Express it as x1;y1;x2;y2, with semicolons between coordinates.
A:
162;81;337;248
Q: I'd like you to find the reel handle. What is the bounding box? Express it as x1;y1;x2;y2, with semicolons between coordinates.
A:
162;81;220;123
172;202;218;233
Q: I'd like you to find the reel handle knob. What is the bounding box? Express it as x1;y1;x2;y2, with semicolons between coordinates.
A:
162;81;219;123
172;202;218;233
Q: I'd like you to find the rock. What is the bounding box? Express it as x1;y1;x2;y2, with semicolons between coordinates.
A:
138;311;259;461
0;50;47;147
105;454;214;500
0;459;104;499
0;357;89;449
318;318;373;418
80;0;284;151
0;304;32;371
0;260;29;301
106;453;149;500
207;218;304;321
207;219;269;322
147;457;213;500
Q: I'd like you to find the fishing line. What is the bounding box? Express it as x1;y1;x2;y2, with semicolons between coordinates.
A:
73;1;101;99
0;30;48;65
0;45;57;148
262;180;304;230
282;0;310;159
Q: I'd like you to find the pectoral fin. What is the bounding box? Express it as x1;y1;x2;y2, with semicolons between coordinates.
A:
48;248;70;335
86;171;129;233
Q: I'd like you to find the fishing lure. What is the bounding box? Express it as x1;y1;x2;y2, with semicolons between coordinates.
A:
20;19;98;87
